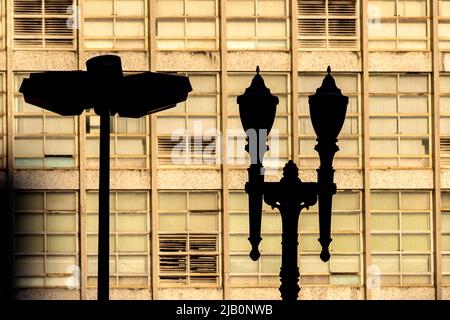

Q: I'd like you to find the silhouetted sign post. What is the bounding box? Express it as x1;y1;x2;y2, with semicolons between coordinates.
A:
238;66;347;300
20;55;192;301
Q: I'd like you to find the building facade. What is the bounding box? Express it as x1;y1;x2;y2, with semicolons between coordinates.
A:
0;0;450;300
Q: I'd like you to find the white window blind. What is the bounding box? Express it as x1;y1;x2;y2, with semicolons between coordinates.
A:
297;0;359;50
158;191;221;286
369;73;431;168
13;0;75;49
86;191;150;288
84;0;147;50
299;73;361;168
14;191;79;288
368;0;430;50
157;73;219;166
156;0;219;50
371;191;433;286
14;74;78;169
227;0;289;50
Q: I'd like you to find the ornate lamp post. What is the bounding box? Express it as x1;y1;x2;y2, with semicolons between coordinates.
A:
238;66;348;301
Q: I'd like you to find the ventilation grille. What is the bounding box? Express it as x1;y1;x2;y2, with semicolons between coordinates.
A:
158;136;217;165
441;138;450;166
14;0;74;48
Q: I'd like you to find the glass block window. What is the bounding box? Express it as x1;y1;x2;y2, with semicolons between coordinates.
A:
369;73;431;168
226;0;290;50
439;0;450;50
158;191;221;286
440;74;450;167
297;0;359;50
442;191;450;285
229;190;362;286
227;73;291;168
371;191;433;286
13;74;78;169
155;0;219;50
84;0;147;50
367;0;430;50
85;111;149;169
13;0;75;49
156;73;220;166
298;73;361;168
0;73;5;168
14;191;79;288
86;191;151;288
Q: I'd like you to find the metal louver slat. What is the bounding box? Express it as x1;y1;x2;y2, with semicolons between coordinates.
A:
298;0;326;16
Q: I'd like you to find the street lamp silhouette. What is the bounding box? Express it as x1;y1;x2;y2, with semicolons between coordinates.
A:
238;66;347;301
19;55;192;301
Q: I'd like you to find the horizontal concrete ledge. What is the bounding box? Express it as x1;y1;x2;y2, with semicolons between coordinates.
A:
370;169;434;189
86;169;151;190
13;169;79;190
228;51;291;72
298;51;362;72
14;51;78;71
156;51;220;72
158;169;222;189
158;288;223;300
369;52;432;72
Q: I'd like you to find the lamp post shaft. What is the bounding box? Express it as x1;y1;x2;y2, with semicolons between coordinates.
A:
98;111;110;301
279;206;301;301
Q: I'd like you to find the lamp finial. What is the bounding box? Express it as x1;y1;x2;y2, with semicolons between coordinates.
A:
327;66;331;74
256;66;260;74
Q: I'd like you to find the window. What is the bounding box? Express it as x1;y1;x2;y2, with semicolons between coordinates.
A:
227;73;291;168
85;111;149;169
229;190;362;286
371;191;433;286
13;0;75;49
442;192;450;285
0;73;5;168
14;191;79;288
84;0;147;50
368;0;430;50
298;73;361;168
226;0;290;50
155;0;219;50
297;0;359;50
369;73;431;168
86;191;151;287
440;74;450;167
156;73;220;166
158;191;221;286
14;74;78;169
0;0;5;48
439;0;450;50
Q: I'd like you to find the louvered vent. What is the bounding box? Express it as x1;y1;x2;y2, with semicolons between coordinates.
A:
158;136;217;165
441;138;450;166
159;234;218;285
14;0;74;48
298;0;358;49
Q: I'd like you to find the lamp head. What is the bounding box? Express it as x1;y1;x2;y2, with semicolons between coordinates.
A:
308;66;348;141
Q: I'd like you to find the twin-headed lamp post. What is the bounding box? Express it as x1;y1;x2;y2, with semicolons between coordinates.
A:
237;66;348;301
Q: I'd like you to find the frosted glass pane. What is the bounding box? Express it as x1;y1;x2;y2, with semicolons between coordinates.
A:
157;117;186;134
159;213;186;231
403;254;430;272
299;255;329;273
299;213;319;231
332;234;360;252
402;192;430;210
260;235;282;253
47;214;76;232
190;192;218;210
116;138;145;155
190;212;218;231
402;234;430;251
118;235;147;252
372;234;400;251
299;75;323;93
369;1;395;16
117;214;147;232
15;256;45;274
46;117;75;134
370;138;397;155
116;0;145;15
15;213;44;232
229;192;247;211
399;138;428;155
45;138;74;155
229;213;247;232
84;0;113;15
156;0;183;15
334;192;359;210
230;234;251;252
230;256;258;273
186;20;216;37
332;213;359;231
371;192;399;210
399;96;428;113
262;213;281;232
47;192;76;211
15;139;43;156
299;234;321;252
227;20;255;37
157;20;184;37
46;256;77;273
370;75;397;93
186;0;216;16
372;254;400;272
369;22;396;37
399;75;428;93
372;213;399;231
158;192;187;211
398;22;427;37
16;235;44;253
187;117;217;132
402;213;430;232
118;256;146;273
186;96;217;113
370;117;397;134
440;76;450;93
115;20;145;37
15;193;44;210
190;75;217;93
85;19;114;36
398;0;426;16
260;255;281;273
330;255;360;273
227;0;254;16
399;117;428;134
257;20;286;37
16;117;43;134
369;96;397;113
117;192;147;211
258;0;286;16
47;235;76;252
